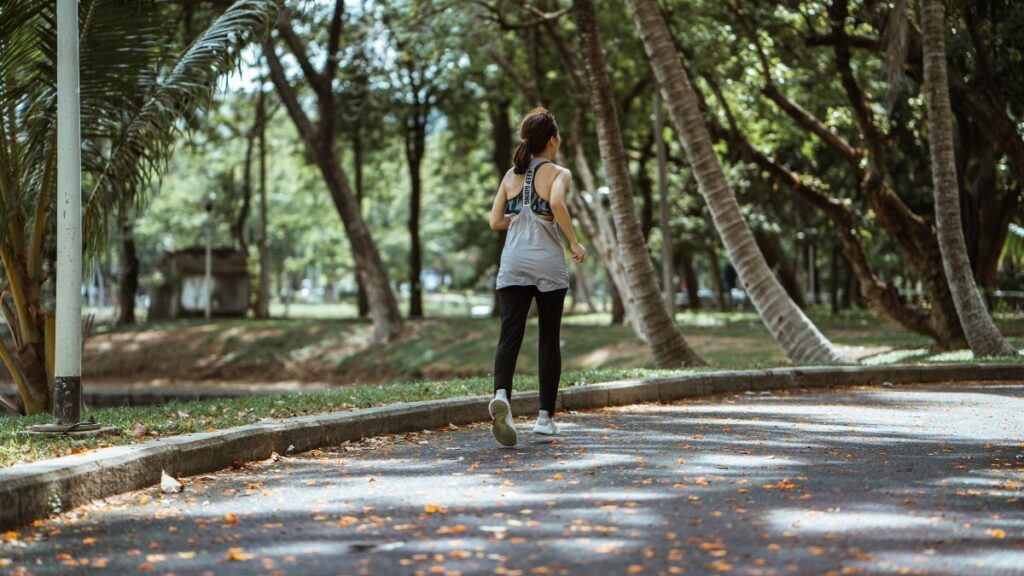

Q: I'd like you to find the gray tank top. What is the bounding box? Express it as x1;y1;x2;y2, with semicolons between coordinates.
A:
496;157;570;292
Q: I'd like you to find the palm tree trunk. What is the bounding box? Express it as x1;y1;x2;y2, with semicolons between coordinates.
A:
573;0;704;367
625;0;848;363
921;0;1015;356
119;224;139;325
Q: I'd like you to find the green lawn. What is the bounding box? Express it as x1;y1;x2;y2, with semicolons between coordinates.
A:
3;307;1021;468
0;367;683;469
81;307;1024;385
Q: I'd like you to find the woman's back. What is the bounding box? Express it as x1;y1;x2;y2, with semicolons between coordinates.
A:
502;159;563;221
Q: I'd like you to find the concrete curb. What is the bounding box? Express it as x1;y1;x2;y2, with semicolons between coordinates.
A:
1;362;1021;530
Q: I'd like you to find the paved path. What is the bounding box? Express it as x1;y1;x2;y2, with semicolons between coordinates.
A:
3;382;1023;575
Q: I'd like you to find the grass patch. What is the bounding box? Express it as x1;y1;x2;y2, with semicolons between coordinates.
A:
5;307;1022;469
0;367;689;469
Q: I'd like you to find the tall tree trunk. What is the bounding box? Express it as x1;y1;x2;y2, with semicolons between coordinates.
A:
679;246;700;311
755;231;806;309
654;90;675;315
608;271;625;326
119;224;139;325
353;122;369;318
830;242;840;315
405;116;426;319
921;0;1014;356
574;0;704;367
827;0;966;348
706;247;728;311
264;29;402;342
626;0;847;363
489;99;512;319
637;135;655;242
810;237;822;305
842;255;854;310
234;111;257;256
256;88;271;319
536;11;641;331
575;266;597;313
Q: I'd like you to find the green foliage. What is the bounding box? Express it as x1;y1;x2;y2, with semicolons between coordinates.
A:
0;0;277;412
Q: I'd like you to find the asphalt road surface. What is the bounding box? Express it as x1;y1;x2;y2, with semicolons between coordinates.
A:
3;382;1023;575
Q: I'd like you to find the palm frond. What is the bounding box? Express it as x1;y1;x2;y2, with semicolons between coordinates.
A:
81;0;278;249
0;0;277;253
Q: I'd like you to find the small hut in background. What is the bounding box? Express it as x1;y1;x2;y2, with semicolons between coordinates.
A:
149;247;250;320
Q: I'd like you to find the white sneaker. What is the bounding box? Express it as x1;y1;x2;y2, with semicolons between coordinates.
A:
532;410;560;436
488;391;518;447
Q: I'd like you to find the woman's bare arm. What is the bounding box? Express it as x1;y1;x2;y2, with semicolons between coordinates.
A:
548;168;586;263
489;177;512;231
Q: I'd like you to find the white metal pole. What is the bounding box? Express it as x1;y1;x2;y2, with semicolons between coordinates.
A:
54;0;83;424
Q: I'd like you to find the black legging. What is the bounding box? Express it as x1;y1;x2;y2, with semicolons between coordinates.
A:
493;285;568;414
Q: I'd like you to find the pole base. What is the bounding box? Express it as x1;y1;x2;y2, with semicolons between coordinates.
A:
24;422;115;438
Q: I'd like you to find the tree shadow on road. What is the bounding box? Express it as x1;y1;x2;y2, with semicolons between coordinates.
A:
6;383;1023;575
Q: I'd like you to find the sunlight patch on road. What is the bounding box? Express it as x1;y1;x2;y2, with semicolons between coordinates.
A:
859;548;1024;576
766;508;936;534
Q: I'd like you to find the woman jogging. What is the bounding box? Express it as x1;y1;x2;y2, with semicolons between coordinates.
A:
487;107;586;447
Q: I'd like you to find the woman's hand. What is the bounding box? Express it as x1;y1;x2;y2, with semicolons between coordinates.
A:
570;241;586;264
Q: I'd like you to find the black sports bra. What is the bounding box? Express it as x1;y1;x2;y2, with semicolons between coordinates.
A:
506;160;554;218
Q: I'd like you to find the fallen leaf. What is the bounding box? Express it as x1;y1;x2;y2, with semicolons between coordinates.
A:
226;548;255;561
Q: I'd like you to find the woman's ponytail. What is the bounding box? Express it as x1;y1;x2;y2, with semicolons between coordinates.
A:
513;139;531;175
511;107;559;175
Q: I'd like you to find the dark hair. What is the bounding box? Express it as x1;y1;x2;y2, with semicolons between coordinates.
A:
512;107;559;175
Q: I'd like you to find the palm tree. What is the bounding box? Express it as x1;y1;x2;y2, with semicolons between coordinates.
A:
920;0;1015;357
572;0;704;368
624;0;848;363
0;0;278;414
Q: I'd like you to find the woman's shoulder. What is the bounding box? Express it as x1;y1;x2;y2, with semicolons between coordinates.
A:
536;161;570;179
501;167;520;185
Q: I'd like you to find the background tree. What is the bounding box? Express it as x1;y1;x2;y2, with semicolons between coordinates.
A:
920;0;1014;356
573;0;705;367
625;0;849;363
262;1;402;341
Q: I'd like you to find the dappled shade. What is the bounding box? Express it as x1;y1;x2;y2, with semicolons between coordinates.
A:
7;383;1022;574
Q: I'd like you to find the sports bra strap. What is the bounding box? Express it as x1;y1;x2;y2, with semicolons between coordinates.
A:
524;159;552;206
